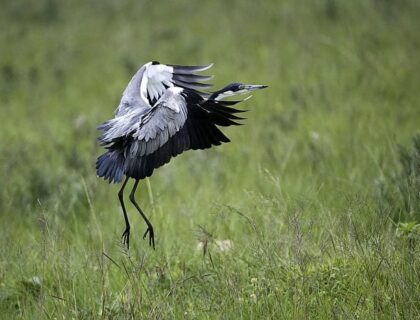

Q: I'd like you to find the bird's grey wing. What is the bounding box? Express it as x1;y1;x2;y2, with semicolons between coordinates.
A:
126;87;189;159
98;86;189;149
96;89;187;183
97;108;144;146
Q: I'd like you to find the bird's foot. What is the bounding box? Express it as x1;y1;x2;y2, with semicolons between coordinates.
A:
143;225;155;249
121;227;130;250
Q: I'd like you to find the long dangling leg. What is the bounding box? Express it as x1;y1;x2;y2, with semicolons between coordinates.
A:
129;179;155;249
118;176;130;249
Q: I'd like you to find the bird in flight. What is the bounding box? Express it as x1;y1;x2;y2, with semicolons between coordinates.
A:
96;61;266;249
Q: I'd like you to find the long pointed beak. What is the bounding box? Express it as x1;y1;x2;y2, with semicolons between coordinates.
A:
242;84;268;91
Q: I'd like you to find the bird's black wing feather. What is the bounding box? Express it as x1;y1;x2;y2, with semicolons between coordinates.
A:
123;90;245;180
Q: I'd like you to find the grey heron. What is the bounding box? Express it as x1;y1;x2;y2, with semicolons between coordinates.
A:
96;61;266;249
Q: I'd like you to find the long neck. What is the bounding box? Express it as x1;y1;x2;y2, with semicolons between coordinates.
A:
209;84;235;101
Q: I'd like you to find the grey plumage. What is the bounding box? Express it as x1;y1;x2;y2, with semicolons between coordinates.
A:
96;61;266;249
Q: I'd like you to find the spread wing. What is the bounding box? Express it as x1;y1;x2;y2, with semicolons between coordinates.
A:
97;87;246;182
127;87;189;158
123;90;245;180
98;87;188;152
115;62;213;117
141;62;213;105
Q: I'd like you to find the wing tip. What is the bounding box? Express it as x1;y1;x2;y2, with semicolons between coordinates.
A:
169;63;214;73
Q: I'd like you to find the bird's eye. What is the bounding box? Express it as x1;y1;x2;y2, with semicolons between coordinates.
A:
152;61;160;65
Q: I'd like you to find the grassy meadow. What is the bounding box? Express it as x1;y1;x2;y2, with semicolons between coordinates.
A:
1;0;420;318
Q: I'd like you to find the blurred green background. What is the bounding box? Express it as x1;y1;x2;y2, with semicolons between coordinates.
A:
1;0;419;318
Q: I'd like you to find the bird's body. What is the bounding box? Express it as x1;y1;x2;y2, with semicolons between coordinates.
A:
96;61;266;249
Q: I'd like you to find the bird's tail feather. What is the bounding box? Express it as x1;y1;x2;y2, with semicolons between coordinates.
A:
96;150;125;183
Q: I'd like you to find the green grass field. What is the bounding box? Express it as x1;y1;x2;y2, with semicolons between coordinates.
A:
1;0;420;318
